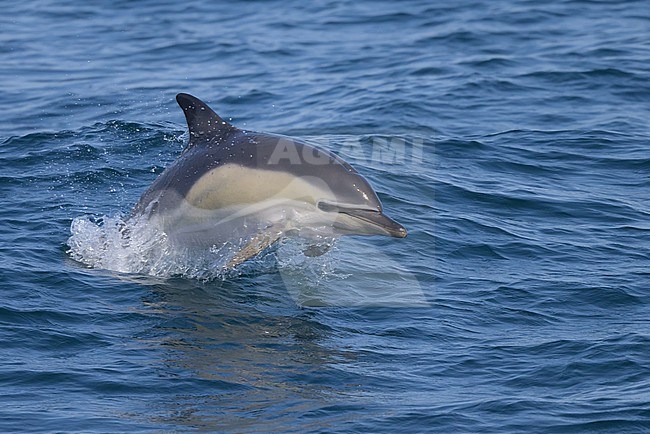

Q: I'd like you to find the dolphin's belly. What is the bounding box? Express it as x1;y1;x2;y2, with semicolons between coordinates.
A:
150;199;313;249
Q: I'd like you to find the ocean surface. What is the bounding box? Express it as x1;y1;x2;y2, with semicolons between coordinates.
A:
1;0;649;431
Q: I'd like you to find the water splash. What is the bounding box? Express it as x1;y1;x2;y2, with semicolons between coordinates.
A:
67;214;426;307
66;214;338;282
68;214;235;280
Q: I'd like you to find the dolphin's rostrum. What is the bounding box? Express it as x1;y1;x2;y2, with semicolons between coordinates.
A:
132;93;406;268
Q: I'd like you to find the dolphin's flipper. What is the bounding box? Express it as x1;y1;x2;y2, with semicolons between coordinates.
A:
303;242;333;257
176;93;235;145
226;229;284;269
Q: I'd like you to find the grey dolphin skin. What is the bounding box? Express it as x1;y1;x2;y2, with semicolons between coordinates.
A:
132;93;406;268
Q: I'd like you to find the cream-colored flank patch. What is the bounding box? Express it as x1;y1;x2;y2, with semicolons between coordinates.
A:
184;164;333;210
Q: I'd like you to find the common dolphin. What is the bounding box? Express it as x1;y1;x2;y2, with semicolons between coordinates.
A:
131;93;406;268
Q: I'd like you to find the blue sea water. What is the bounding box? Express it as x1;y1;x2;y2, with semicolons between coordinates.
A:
1;0;649;431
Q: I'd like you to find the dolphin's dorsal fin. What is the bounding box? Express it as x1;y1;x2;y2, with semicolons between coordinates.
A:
176;93;235;144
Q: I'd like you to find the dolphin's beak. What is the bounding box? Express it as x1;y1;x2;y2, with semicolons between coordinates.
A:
339;208;408;238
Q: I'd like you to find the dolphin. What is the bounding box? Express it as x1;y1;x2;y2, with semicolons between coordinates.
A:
131;93;406;268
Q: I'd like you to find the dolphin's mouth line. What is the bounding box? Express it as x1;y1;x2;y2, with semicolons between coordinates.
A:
317;201;378;214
